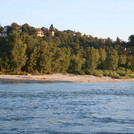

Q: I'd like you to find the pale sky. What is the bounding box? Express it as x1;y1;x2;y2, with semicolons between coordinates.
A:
0;0;134;41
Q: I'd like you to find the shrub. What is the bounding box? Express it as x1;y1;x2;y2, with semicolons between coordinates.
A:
103;70;110;76
33;70;41;75
117;67;126;71
126;69;132;74
109;71;120;79
62;72;67;75
117;70;126;76
74;69;85;75
85;69;93;75
127;73;134;78
0;71;4;75
93;70;103;78
120;76;130;79
20;72;28;75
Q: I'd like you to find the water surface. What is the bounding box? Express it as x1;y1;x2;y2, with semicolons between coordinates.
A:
0;82;134;134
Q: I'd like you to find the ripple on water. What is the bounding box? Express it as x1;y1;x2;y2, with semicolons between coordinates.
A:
0;82;134;134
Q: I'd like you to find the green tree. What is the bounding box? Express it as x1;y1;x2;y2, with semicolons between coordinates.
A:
60;47;71;72
86;47;100;71
11;22;19;31
116;37;121;44
99;48;107;69
119;55;126;66
106;37;113;46
38;41;52;73
128;35;134;46
26;45;40;73
126;55;134;71
7;31;27;72
49;24;54;31
22;23;36;35
69;52;85;74
105;50;119;70
129;35;134;43
51;46;70;73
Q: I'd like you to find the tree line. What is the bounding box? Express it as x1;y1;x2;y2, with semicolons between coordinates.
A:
0;23;134;78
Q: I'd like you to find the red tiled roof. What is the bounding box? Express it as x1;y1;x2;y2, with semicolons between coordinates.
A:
36;29;42;31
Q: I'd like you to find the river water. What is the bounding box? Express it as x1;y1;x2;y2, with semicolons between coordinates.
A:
0;82;134;134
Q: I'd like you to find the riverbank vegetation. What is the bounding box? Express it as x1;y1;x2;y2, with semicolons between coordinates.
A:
0;23;134;79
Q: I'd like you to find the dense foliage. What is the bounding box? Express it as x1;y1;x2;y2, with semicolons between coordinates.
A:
0;23;134;78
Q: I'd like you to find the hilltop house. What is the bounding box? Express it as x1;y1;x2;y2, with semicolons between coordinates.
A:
36;29;44;37
0;25;22;37
0;26;9;37
76;32;83;37
51;31;55;36
0;33;7;37
3;26;10;32
80;33;83;37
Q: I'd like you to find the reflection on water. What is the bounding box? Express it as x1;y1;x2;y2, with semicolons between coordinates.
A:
0;82;134;134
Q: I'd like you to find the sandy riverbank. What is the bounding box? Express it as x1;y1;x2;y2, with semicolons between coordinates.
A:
0;73;134;83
